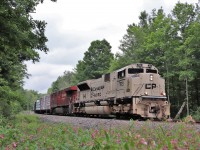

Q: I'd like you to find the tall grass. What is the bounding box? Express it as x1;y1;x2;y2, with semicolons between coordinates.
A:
0;113;200;149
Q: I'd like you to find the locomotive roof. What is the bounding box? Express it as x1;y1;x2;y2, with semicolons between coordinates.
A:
77;63;158;87
51;85;77;94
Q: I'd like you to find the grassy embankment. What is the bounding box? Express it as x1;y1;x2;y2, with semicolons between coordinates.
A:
0;113;200;149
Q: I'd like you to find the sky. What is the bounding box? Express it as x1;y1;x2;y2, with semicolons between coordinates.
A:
23;0;198;93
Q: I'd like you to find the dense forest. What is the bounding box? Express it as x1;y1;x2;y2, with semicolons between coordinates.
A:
1;1;200;118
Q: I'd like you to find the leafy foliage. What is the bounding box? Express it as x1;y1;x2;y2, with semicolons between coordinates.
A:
0;86;41;117
191;107;200;121
48;71;75;93
73;39;114;83
0;0;56;117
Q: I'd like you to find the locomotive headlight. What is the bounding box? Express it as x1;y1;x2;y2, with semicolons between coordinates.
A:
150;74;153;81
144;92;148;95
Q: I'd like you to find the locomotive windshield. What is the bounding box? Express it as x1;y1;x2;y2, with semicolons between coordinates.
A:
146;69;157;74
128;68;144;74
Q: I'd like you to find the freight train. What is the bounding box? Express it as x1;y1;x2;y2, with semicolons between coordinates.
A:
34;63;170;119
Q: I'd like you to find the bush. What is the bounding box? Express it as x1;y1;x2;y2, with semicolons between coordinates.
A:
0;115;8;127
12;113;39;125
191;107;200;121
0;101;12;117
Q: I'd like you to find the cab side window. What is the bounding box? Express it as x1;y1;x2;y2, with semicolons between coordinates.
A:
104;73;110;82
118;69;126;79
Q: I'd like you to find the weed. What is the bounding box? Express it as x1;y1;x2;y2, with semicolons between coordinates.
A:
1;114;200;149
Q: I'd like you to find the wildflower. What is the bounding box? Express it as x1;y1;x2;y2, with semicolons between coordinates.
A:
5;146;10;150
0;134;4;139
139;138;147;145
94;129;98;134
170;139;178;145
116;139;121;144
29;135;34;141
91;129;98;139
187;134;192;139
170;139;179;149
183;141;189;147
91;132;96;139
12;142;17;148
135;134;141;139
162;145;168;150
73;127;78;134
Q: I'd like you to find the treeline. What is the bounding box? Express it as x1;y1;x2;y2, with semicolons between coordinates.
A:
49;2;200;117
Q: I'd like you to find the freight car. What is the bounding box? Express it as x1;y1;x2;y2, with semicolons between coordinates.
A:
33;95;50;114
34;63;170;120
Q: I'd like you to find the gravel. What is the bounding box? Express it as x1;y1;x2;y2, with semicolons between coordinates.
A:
35;113;200;131
36;114;131;129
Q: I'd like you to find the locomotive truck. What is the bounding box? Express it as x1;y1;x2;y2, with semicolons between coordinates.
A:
34;63;170;120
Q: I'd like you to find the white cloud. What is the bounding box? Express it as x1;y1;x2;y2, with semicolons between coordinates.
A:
24;61;73;93
23;0;199;93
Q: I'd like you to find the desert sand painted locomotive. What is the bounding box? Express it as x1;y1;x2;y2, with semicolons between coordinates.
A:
34;63;170;119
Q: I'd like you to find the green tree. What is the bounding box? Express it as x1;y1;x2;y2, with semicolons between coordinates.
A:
49;71;75;93
171;2;200;114
72;60;87;84
74;39;114;83
110;11;149;71
0;0;56;117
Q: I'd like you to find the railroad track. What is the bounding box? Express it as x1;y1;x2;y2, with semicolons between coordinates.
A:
35;113;200;133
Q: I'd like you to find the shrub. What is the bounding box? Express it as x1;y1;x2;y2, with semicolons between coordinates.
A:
12;113;39;125
1;114;200;149
0;115;8;127
191;107;200;121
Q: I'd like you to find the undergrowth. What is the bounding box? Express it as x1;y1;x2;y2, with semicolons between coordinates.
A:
0;113;200;149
